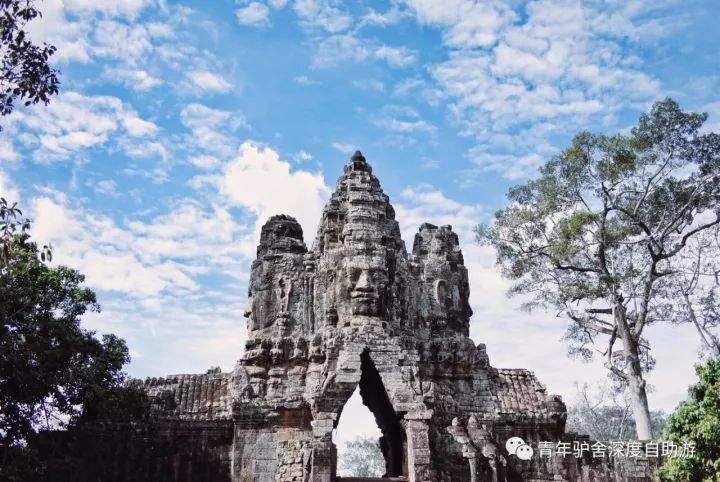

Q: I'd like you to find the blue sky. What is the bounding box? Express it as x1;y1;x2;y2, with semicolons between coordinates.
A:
1;0;720;440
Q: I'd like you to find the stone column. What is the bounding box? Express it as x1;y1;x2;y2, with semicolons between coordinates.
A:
405;412;434;482
309;415;336;482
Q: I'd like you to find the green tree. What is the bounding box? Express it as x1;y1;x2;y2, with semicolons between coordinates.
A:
1;0;60;131
658;359;720;481
338;436;385;477
477;99;720;439
0;202;141;477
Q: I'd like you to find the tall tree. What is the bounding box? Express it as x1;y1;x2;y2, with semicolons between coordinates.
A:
0;202;137;477
477;99;720;439
658;359;720;480
0;0;60;130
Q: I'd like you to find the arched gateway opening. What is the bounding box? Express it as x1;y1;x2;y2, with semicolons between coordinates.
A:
335;349;407;479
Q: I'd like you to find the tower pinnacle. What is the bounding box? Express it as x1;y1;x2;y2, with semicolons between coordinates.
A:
346;150;371;173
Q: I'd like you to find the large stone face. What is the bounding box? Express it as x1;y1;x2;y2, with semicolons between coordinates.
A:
64;152;657;482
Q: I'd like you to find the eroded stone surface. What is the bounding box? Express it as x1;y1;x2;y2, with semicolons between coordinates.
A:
80;152;655;482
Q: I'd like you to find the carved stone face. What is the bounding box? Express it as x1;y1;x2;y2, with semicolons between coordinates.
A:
343;255;388;316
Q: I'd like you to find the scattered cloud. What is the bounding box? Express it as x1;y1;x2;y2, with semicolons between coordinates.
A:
92;20;154;61
293;0;352;33
294;75;320;86
0;169;21;202
8;92;157;162
360;5;408;27
185;70;233;93
351;79;385;92
63;0;155;18
422;0;663;179
374;104;436;135
404;0;515;49
189;154;222;170
314;34;418;69
93;179;119;197
236;2;271;27
209;141;330;244
180;103;248;157
374;45;417;68
294;150;313;162
102;67;163;91
331;141;356;154
374;117;436;134
420;158;440;170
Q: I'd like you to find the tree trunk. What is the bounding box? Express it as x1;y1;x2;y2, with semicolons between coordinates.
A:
615;304;653;440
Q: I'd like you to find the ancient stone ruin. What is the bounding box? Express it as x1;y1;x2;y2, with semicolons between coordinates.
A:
62;152;657;481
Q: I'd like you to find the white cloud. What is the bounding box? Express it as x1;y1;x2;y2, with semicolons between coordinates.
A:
374;45;417;68
404;0;516;48
64;0;154;18
23;186;251;378
10;91;157;161
189;154;221;170
294;75;320;86
103;67;162;91
294;150;313;162
421;0;662;179
93;179;119;197
293;0;351;33
0;170;21;202
212;141;331;246
314;34;370;66
374;117;436;134
395;184;482;243
374;105;436;134
360;5;408;27
314;34;418;69
331;141;355;154
186;70;233;93
27;0;92;62
236;2;271;27
180;103;248;156
92;20;153;61
31;190;249;299
351;79;385;92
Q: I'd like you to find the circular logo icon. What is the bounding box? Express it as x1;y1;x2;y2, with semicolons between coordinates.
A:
505;437;525;455
516;444;534;460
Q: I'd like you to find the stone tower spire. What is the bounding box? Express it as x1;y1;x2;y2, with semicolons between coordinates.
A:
313;150;403;255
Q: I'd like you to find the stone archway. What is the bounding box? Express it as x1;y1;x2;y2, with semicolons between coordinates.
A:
353;348;407;478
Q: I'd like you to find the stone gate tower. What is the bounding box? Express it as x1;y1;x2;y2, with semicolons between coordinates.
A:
77;152;655;482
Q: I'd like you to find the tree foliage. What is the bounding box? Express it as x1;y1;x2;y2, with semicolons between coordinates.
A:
0;203;146;478
0;0;60;130
0;237;130;445
477;98;720;439
658;359;720;481
338;436;385;477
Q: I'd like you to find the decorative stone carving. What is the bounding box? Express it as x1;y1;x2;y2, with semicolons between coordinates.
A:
74;151;655;482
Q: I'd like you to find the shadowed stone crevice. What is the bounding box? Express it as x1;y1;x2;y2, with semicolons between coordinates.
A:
358;349;406;478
